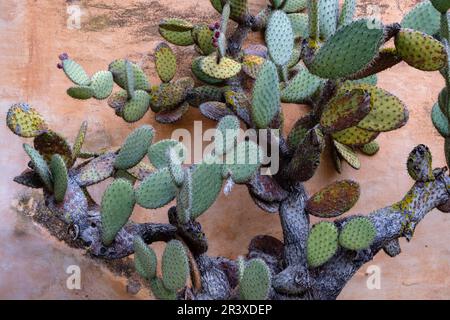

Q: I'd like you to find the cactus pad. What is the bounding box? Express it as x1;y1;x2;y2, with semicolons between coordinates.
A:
288;13;309;39
306;19;384;79
67;86;95;100
149;79;192;113
155;101;189;124
34;131;73;167
109;59;149;91
200;102;234;121
215;115;240;156
395;29;447;71
72;121;88;160
266;10;294;66
251;61;280;128
177;169;192;224
168;147;185;186
159;27;195;46
281;66;324;103
101;179;135;246
320;89;371;133
338;0;356;27
239;258;271;300
148;139;186;169
287;114;316;149
333;140;361;170
332;126;379;146
430;0;450;13
307;221;339;268
339;217;376;251
191;57;223;84
242;54;265;79
319;0;339;39
90;71;114;100
407;144;434;182
225;141;262;184
6;103;48;138
188;85;224;107
401;0;440;36
62;59;91;86
135;168;177;209
360;141;380;156
123;90;151;123
14;170;44;189
162;240;189;291
282;0;307;13
192;24;216;56
432;102;450;137
200;55;242;80
159;18;193;32
50;154;68;202
190;162;224;219
155;43;177;83
74;152;116;186
306;180;360;218
150;278;177;300
114;125;154;170
133;236;157;280
23;144;53;191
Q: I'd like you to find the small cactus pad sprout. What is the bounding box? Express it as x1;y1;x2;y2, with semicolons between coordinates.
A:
72;121;88;160
360;141;380;156
6;103;48;138
50;154;68;202
23;144;53;191
333;140;361;170
133;236;157;280
407;144;434;182
239;258;271;300
306;180;360;218
339;217;376;251
100;179;136;246
161;240;190;291
114;125;154;170
307;221;339;268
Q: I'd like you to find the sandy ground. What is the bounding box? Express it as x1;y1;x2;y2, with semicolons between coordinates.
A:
1;0;449;299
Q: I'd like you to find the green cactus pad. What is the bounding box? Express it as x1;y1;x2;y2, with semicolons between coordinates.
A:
338;0;356;27
239;258;271;300
101;179;135;246
251;61;280;129
23;144;53;191
159;26;195;46
339;217;376;251
50;154;68;202
168;147;185;186
401;0;440;36
67;86;95;100
6;103;48;138
155;43;177;83
439;88;448;117
176;169;192;224
430;0;450;13
432;102;450;137
360;141;380;156
191;57;223;84
282;0;307;13
281;66;324;104
288;13;309;39
225;141;262;184
133;236;157;280
342;83;409;132
306;180;360;218
242;54;265;79
215;115;240;156
332;126;379;146
34;131;73;167
319;0;339;39
395;28;447;71
108;59;150;91
306;19;384;79
188;85;224;107
90;71;114;100
192;24;216;56
200;55;242;80
191;161;224;219
266;10;294;66
115;125;154;170
287;114;316;149
74;152;116;186
162;240;189;291
229;0;248;21
199;102;234;121
125;60;135;99
307;221;339;268
159;18;193;32
148;139;186;169
72;121;88;160
135;168;177;209
150;277;177;300
123;90;151;123
320;89;371;133
333;140;361;169
62;59;91;86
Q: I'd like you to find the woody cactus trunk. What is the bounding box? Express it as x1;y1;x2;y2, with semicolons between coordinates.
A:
6;0;450;300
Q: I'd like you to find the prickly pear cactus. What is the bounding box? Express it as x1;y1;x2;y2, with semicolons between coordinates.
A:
307;221;339;268
239;258;271;300
339;217;376;251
